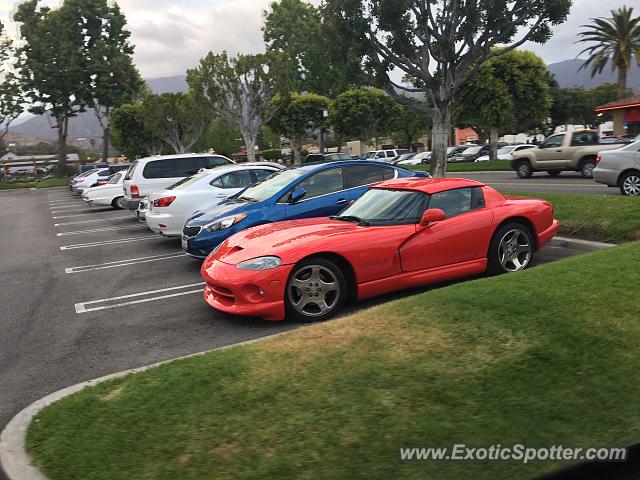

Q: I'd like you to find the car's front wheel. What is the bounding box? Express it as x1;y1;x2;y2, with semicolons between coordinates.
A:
112;196;125;210
516;161;532;178
619;171;640;196
285;257;347;322
487;223;534;275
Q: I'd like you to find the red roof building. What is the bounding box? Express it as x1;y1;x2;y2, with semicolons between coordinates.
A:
595;95;640;136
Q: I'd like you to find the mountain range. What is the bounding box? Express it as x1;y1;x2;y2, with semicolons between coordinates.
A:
9;59;639;143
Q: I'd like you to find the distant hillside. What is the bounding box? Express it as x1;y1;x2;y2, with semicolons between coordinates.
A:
10;75;188;142
548;59;640;92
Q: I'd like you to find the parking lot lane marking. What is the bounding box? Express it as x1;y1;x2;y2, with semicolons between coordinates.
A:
57;225;146;236
54;217;133;226
74;282;206;314
60;236;161;250
65;252;185;273
488;182;603;188
51;208;107;214
53;212;131;219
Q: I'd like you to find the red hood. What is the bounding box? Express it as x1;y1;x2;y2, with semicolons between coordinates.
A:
213;218;361;265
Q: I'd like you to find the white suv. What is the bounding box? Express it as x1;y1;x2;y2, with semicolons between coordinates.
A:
365;149;410;163
122;154;234;210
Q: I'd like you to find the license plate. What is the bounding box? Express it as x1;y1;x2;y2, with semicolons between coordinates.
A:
181;237;188;251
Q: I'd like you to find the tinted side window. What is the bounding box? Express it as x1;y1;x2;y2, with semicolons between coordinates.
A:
571;132;598;146
253;169;275;182
173;157;208;177
542;135;564;148
385;151;395;158
143;159;176;179
429;188;474;218
347;165;385;187
296;168;344;200
206;156;232;168
98;170;110;177
382;167;395;180
211;170;254;189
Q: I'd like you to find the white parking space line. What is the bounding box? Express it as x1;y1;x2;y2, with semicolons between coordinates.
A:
49;201;81;206
74;282;205;314
57;225;146;236
66;252;185;273
53;212;129;219
489;182;603;188
60;236;160;250
54;217;133;226
49;205;91;211
51;208;107;214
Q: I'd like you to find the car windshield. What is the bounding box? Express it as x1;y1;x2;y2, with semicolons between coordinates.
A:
462;146;482;155
334;188;426;225
235;169;304;203
167;170;210;190
365;152;376;158
108;173;122;185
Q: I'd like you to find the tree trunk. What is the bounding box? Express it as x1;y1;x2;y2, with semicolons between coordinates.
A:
294;134;303;165
319;128;325;154
244;133;256;162
617;65;628;99
57;116;69;165
489;128;499;161
430;106;451;178
102;124;110;163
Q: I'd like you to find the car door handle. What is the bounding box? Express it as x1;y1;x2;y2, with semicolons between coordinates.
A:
556;149;562;152
336;198;348;205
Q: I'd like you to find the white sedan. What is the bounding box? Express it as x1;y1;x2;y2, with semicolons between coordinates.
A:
82;172;126;209
475;144;536;162
397;152;431;165
145;163;283;237
71;168;111;193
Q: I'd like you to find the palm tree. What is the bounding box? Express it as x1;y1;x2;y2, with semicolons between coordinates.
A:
577;6;640;98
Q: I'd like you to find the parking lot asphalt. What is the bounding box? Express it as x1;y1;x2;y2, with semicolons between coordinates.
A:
0;186;586;436
454;170;617;195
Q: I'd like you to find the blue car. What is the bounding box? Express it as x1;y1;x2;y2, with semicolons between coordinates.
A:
181;160;425;259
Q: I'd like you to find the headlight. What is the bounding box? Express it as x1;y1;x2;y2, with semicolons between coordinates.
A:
204;214;246;232
236;256;282;271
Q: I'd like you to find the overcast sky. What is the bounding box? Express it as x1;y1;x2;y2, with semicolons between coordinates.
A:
0;0;632;80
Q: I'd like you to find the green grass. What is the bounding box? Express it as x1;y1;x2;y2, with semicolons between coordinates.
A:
410;160;512;172
0;178;69;190
27;243;640;480
502;191;640;243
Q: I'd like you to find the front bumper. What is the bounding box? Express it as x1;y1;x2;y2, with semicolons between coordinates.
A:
201;258;293;321
182;227;237;260
593;167;619;187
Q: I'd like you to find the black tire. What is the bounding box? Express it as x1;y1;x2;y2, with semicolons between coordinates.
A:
579;157;596;179
516;161;532;178
547;170;561;176
111;196;125;210
285;257;347;323
619;171;640;196
487;222;534;275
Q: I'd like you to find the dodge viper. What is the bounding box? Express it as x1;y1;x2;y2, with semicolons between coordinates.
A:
201;178;559;322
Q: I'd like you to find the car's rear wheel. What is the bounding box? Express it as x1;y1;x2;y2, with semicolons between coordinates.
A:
547;170;561;176
488;223;534;275
112;196;125;210
579;158;596;179
516;161;532;178
285;257;347;323
619;172;640;196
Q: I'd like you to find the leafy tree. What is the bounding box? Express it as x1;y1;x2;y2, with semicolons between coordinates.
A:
110;103;164;159
65;0;144;162
14;0;89;164
263;0;355;97
455;50;551;159
391;104;432;149
330;88;400;157
188;52;286;162
193;118;244;157
323;0;571;176
271;93;331;164
578;6;640;98
142;93;209;154
0;21;22;143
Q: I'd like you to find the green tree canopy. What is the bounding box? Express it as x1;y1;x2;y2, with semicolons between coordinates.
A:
193;118;244;157
391;104;432;148
0;21;22;142
271;92;331;164
110;103;164;159
330;88;401;156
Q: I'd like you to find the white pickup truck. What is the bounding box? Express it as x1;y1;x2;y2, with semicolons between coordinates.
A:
511;131;625;179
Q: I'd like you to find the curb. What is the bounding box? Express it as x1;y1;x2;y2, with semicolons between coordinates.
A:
549;236;617;252
0;331;295;480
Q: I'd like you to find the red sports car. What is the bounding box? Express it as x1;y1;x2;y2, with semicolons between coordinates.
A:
201;178;559;322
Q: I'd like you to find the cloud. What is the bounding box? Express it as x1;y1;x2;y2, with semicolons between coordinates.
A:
0;0;634;79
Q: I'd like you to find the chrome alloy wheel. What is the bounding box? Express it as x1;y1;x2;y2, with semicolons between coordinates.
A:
498;229;532;272
622;174;640;196
288;265;339;317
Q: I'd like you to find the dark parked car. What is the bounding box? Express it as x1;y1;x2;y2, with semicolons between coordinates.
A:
452;143;509;162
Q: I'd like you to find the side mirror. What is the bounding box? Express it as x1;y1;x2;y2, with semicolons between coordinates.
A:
289;189;307;204
420;208;446;226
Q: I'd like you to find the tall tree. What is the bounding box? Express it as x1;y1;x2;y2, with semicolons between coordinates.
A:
271;92;331;164
263;0;355;97
110;103;164;159
391;104;432;149
194;118;244;157
188;52;286;162
13;0;88;165
455;50;551;159
578;6;640;98
67;0;144;162
0;21;23;143
323;0;571;177
330;88;400;157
